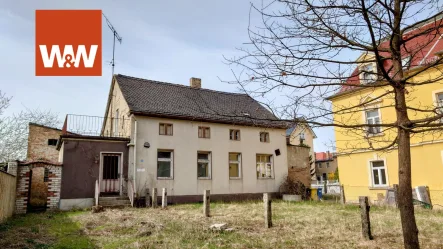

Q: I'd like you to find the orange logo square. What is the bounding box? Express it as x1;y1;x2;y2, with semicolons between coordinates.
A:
35;10;102;76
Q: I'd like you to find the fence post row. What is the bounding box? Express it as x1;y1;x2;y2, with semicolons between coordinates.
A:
359;196;373;240
340;184;346;205
152;188;158;208
145;188;151;207
162;188;167;208
203;190;210;217
263;193;272;228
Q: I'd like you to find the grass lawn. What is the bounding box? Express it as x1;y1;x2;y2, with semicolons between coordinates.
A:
1;201;443;248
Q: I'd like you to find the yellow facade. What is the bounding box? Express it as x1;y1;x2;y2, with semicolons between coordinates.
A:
330;66;443;206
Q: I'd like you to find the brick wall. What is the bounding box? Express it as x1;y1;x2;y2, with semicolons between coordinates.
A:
287;145;311;187
27;123;62;162
10;161;62;214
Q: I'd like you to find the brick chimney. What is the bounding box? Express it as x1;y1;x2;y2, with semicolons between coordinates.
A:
190;77;201;88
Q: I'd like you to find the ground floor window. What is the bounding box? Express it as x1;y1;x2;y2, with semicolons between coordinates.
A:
229;153;241;179
197;152;211;179
256;154;273;178
157;150;173;179
370;160;387;186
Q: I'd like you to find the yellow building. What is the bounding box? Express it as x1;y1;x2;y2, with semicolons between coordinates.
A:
327;21;443;206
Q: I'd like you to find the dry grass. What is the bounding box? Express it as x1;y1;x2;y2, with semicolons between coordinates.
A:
1;201;443;248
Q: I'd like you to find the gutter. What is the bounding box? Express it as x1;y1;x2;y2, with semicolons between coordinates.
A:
133;118;137;195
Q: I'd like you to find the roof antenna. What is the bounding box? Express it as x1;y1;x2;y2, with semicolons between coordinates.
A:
103;13;122;76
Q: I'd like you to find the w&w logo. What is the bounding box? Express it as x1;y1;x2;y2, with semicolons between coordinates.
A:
35;10;102;76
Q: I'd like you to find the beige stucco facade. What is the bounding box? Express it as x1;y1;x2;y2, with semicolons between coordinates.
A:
103;80;131;138
127;116;288;197
287;124;315;162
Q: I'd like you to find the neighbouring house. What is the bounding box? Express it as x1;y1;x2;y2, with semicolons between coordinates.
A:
27;123;62;161
52;74;293;209
326;19;443;205
286;123;317;184
26;123;63;211
314;152;338;183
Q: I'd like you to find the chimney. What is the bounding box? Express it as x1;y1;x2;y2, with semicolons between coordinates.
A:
190;77;201;89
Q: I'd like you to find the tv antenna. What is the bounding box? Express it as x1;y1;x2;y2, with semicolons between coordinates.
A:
103;13;122;76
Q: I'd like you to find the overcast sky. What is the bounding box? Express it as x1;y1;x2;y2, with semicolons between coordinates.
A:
0;0;335;152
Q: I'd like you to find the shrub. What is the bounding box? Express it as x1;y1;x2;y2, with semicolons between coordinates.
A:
279;176;307;199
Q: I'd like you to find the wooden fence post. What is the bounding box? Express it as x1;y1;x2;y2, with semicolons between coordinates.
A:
145;188;151;207
152;188;158;208
203;190;210;217
340;184;346;205
263;193;272;228
359;196;373;240
393;184;399;208
162;188;167;208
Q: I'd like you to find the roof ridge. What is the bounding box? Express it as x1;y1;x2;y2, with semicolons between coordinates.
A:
116;74;250;97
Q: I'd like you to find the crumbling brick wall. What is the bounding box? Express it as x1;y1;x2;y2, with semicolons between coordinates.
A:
27;123;62;161
9;161;62;214
286;145;311;187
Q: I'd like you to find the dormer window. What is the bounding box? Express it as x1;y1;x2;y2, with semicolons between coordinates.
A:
402;56;411;70
361;64;376;84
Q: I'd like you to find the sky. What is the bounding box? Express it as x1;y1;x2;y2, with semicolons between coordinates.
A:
0;0;335;152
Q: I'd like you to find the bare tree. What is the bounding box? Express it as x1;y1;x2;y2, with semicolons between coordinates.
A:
226;1;443;248
0;91;60;162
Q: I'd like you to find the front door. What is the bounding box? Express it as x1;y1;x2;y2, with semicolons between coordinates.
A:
100;153;121;194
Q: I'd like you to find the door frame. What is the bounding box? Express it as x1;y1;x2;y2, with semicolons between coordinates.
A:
99;152;124;195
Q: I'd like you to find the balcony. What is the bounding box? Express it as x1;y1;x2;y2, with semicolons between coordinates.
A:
62;114;130;138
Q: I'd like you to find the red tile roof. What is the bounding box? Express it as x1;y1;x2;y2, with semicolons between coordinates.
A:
315;152;334;161
338;18;443;94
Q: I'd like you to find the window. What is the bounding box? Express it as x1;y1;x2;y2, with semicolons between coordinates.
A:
365;109;381;135
260;132;270;142
361;64;376;84
229;129;240;141
197;152;211;179
43;168;49;182
229;153;241;178
318;163;322;169
198;126;210;138
256;154;273;178
437;93;443;122
159;123;173;135
114;109;119;136
157;150;173;178
371;161;387;187
326;162;330;168
402;56;411;70
47;139;57;146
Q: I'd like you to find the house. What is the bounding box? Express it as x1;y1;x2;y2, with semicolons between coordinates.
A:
286;123;317;184
327;19;443;205
54;75;291;209
314;152;338;183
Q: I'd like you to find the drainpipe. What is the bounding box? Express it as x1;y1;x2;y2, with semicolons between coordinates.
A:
133;118;137;196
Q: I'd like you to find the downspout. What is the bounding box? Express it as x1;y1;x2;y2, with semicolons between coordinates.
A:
133;118;137;195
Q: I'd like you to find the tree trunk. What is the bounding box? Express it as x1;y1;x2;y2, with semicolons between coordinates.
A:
392;1;420;246
397;123;420;249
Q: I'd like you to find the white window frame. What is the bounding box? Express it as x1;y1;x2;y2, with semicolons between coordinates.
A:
432;90;443;123
157;150;174;179
229;153;242;179
197;151;212;179
402;56;411;70
369;159;389;187
364;108;382;135
256;154;274;179
360;63;377;84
